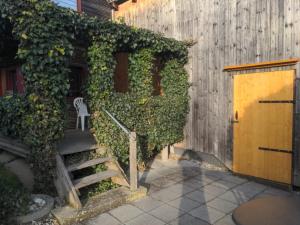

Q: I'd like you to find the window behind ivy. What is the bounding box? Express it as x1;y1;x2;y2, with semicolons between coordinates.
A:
0;67;25;96
152;58;163;96
114;53;129;93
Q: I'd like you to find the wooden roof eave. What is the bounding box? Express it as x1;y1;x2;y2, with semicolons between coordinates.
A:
224;58;300;72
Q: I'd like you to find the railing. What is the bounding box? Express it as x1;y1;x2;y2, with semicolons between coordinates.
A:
103;109;138;191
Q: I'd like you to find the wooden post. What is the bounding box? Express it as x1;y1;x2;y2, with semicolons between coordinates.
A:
129;132;138;191
161;145;169;161
170;145;175;154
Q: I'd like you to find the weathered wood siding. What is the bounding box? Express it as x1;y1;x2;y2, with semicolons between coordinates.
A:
114;0;300;168
82;0;111;19
51;0;111;18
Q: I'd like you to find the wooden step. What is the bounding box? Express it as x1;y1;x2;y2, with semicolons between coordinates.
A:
67;157;111;172
73;170;119;189
59;145;106;155
58;130;100;155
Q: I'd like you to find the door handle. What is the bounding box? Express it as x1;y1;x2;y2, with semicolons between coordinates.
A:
232;110;239;123
235;111;238;120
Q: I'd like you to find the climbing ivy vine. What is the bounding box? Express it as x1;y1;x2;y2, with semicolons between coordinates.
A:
87;41;190;169
0;0;190;192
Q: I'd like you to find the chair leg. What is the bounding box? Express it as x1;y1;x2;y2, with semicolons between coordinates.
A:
81;116;85;131
76;117;79;129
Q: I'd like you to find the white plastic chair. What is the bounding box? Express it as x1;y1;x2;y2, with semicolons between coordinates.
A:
73;97;90;131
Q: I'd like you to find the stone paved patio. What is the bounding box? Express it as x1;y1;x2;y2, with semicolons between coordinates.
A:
82;159;293;225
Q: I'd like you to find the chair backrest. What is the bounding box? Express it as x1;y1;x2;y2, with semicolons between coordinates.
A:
73;97;89;116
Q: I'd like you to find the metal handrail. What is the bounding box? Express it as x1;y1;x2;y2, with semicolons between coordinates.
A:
102;109;131;135
102;108;138;190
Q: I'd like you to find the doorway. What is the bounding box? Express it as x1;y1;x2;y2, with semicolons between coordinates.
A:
233;70;294;184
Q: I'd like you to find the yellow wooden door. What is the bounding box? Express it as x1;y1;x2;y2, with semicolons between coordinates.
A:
233;70;294;184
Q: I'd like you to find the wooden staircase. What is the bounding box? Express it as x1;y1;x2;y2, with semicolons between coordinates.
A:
0;109;138;210
55;130;129;209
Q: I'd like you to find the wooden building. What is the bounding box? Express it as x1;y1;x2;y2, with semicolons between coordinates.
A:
0;0;113;97
113;0;300;187
52;0;111;18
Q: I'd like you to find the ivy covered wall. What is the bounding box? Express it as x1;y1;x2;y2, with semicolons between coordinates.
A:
0;0;190;192
88;44;190;168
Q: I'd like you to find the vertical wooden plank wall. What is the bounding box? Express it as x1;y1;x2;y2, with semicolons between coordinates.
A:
115;0;300;168
81;0;111;19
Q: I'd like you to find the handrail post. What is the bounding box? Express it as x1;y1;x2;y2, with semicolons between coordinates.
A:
129;132;138;191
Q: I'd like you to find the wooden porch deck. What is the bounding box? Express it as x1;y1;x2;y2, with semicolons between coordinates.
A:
57;129;100;155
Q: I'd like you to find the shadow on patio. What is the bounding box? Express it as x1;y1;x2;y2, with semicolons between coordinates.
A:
83;157;292;225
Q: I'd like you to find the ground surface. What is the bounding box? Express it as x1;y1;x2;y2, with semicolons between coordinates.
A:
78;159;295;225
0;150;34;191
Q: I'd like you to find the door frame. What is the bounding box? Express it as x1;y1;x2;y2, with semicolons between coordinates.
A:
224;58;300;187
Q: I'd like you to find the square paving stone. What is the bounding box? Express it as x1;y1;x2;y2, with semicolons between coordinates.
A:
125;213;165;225
189;205;226;224
202;170;230;179
221;175;247;185
167;171;188;178
87;213;122;225
109;204;144;222
167;183;195;193
210;180;237;190
229;187;259;199
132;197;164;212
151;184;194;202
184;179;210;190
151;177;178;189
201;185;228;197
263;188;292;196
214;215;235;225
149;204;185;223
167;197;202;212
218;191;251;205
207;198;238;214
185;190;216;203
169;214;210;225
194;175;220;184
151;188;183;202
169;174;187;183
232;182;266;195
147;184;162;194
181;168;202;177
139;170;163;183
158;167;179;176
